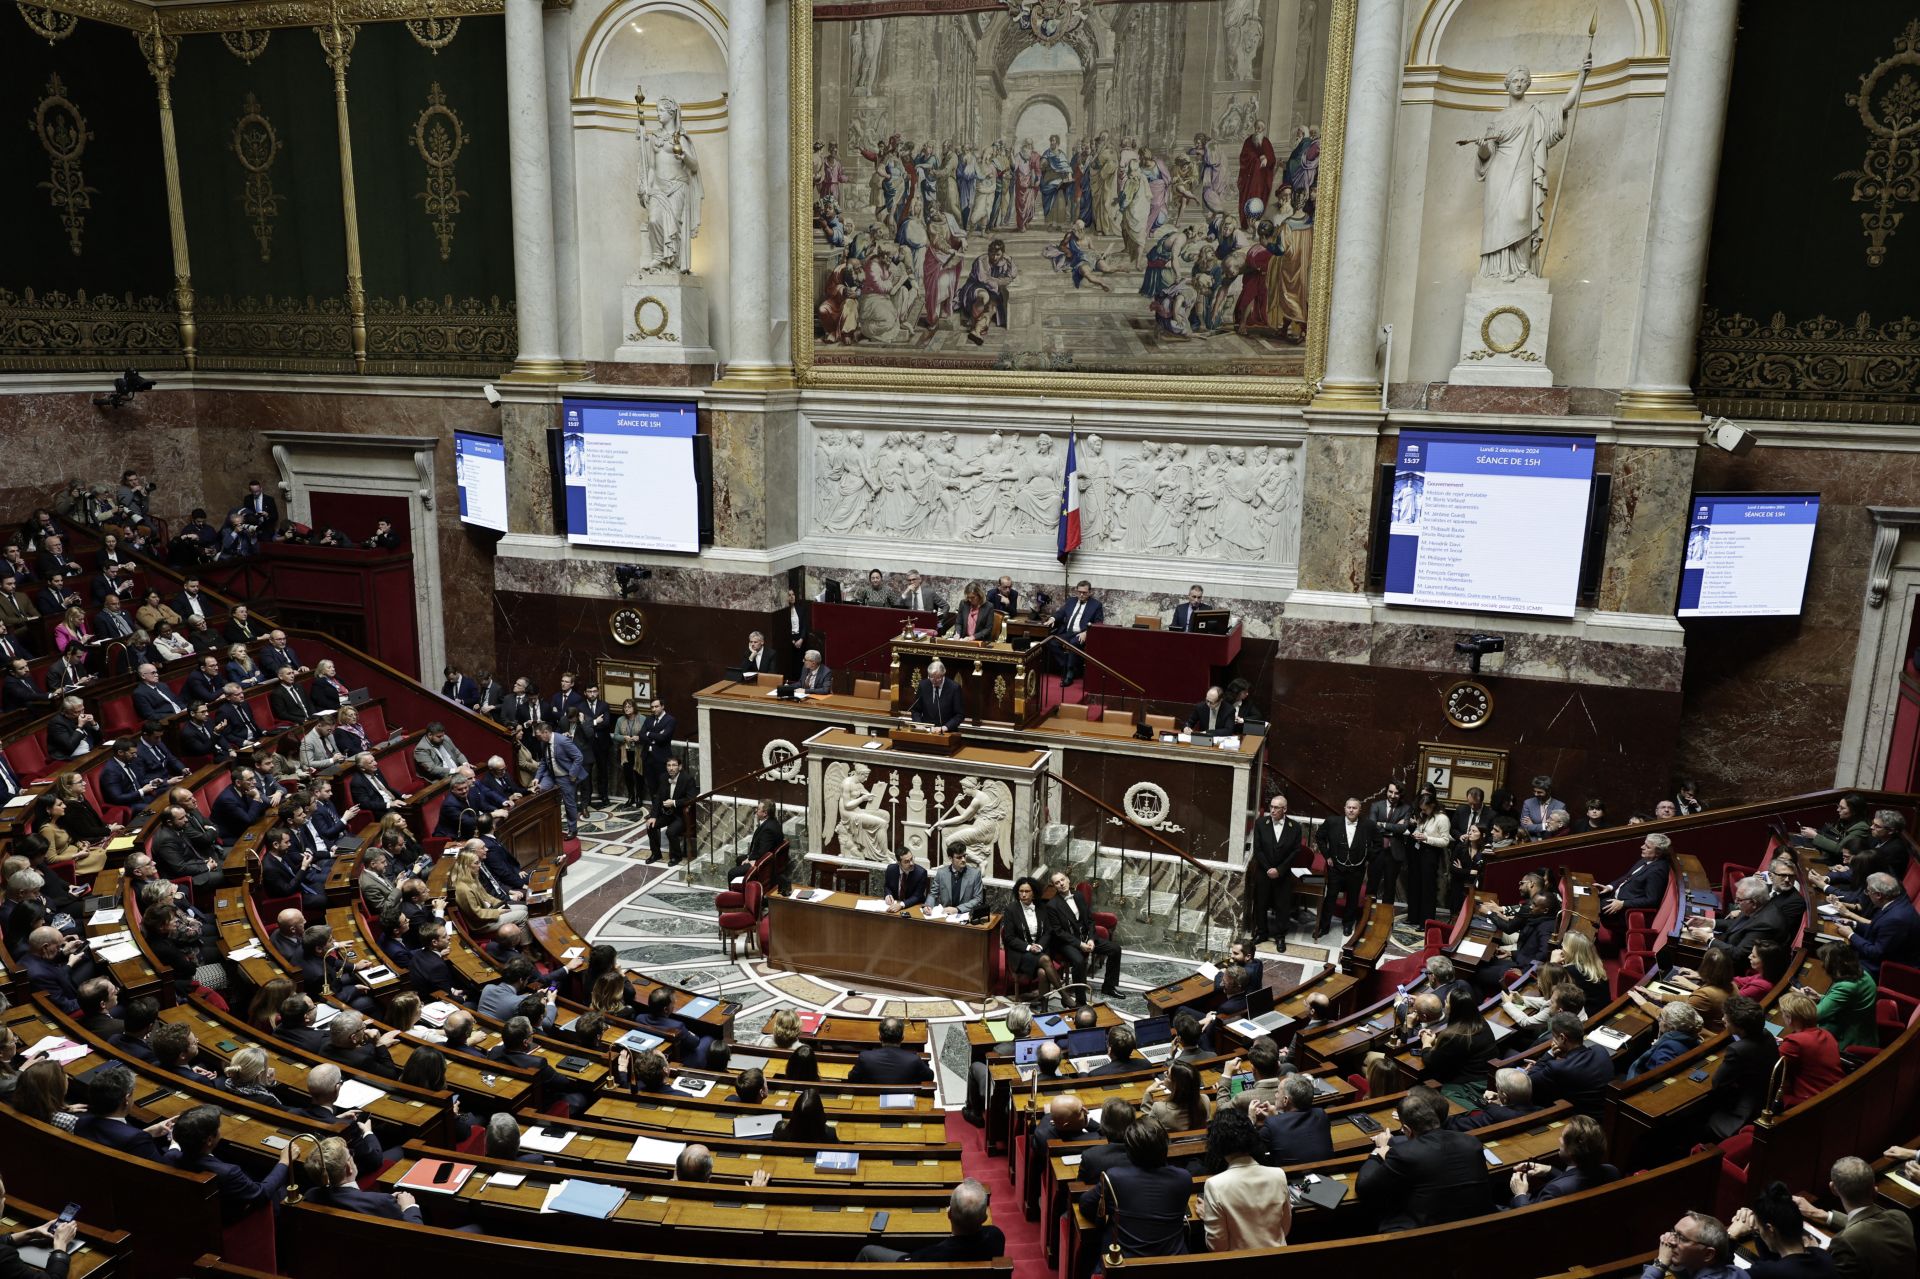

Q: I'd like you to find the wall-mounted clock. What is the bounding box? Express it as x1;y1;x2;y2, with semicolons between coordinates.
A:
1443;679;1493;730
609;607;647;647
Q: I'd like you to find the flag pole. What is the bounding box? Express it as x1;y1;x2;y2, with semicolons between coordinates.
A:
1539;8;1597;268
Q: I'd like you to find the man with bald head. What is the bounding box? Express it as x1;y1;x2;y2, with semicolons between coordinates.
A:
291;1062;383;1176
858;1178;1003;1262
1026;1093;1095;1217
23;925;92;1011
131;662;186;719
270;908;306;967
152;803;225;889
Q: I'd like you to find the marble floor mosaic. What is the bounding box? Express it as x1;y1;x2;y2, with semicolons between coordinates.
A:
560;820;1410;1110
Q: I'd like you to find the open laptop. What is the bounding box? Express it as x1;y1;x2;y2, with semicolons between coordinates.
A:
1241;984;1296;1035
1134;1017;1175;1062
732;1113;781;1139
1011;1037;1050;1067
1065;1026;1109;1072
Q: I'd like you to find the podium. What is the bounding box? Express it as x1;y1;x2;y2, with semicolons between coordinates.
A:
891;634;1047;729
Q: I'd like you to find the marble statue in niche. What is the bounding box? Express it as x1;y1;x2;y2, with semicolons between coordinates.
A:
635;89;703;274
1467;59;1590;281
807;426;1300;566
930;776;1013;877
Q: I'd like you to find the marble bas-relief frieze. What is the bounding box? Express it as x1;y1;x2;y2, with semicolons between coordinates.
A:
808;425;1302;568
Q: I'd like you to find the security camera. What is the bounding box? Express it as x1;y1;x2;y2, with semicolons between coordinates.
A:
1703;417;1755;457
1454;633;1505;674
482;383;502;407
93;368;156;410
615;564;653;597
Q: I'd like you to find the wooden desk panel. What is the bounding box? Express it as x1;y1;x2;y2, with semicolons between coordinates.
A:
767;890;1000;1000
1083;620;1244;702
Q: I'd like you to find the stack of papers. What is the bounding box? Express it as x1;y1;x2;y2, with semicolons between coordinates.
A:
626;1135;687;1166
90;907;125;925
2;793;35;810
335;1079;388;1109
25;1037;88;1065
227;941;266;962
1454;939;1488;960
679;996;719;1019
852;898;892;913
549;1179;627;1220
521;1126;577;1153
419;1001;460;1027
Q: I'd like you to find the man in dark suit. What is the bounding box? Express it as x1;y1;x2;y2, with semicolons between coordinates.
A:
294;1063;385;1176
152;803;225;889
489;1014;588;1114
1354;1088;1494;1231
171;578;211;624
237;480;278;540
130;662;186;719
1046;869;1120;999
1315;797;1374;940
0;746;26;806
34;573;78;620
212;768;280;839
797;649;833;694
929;843;984;917
848;1016;934;1085
22;925;89;1012
100;739;158;812
93;594;135;641
1185;690;1238;743
0;620;32;664
1701;996;1779;1140
1077;1115;1195;1258
177;702;223;759
2;657;43;711
642;755;694;865
1599;832;1672;923
1450;787;1494;840
897;570;941;614
90;565;134;606
740;631;778;675
578;685;615;805
1049;580;1104;687
986;576;1020;617
1246;794;1303;945
257;631;305;678
42;648;89;699
434;775;485;841
1024;1093;1098;1216
1169;584;1209;632
1258;1074;1334;1164
266;666;314;727
1524;1013;1615;1118
884;848;928;910
440;665;479;707
108;997;161;1063
182;654;225;707
211;686;263;751
347;751;408;818
404;923;468;1001
910;659;966;729
502;677;543;727
168;1104;292;1223
1688;875;1791;957
544;671;586;726
133;719;187;787
45;696;98;760
637;697;676;795
73;1065;175;1159
306;1137;423;1221
1839;873;1920;976
1447;1066;1543;1131
1085;1023;1143;1077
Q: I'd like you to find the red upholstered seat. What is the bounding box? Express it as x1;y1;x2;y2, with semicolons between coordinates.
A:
99;693;140;737
3;739;44;781
560;836;582;864
219;1201;277;1272
1347;1071;1368;1098
718;881;764;958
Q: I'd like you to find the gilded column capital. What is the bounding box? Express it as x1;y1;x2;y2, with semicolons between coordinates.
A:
137;17;181;105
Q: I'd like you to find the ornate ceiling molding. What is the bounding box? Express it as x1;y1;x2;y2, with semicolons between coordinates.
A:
21;0;503;35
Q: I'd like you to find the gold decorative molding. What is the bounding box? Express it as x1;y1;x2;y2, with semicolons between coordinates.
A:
18;0;503;36
0;287;182;370
365;293;516;374
30;75;97;258
231;93;286;262
316;6;368;372
1837;20;1920;268
1696;307;1920;426
142;12;195;368
195;292;355;371
18;3;80;41
220;28;272;61
405;0;458;51
412;82;469;261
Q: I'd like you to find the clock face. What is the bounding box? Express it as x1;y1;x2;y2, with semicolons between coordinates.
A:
1444;679;1493;730
610;608;647;647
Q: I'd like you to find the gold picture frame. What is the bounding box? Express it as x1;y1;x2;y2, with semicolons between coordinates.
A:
789;0;1356;404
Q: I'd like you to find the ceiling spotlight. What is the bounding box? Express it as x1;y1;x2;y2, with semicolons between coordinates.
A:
93;368;156;410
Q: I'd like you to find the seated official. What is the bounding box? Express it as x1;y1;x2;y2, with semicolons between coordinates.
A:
182;655;227;706
739;630;778;675
795;647;833;694
1046;869;1120;1000
1255;1072;1333;1164
21;925;91;1012
1357;1087;1495;1231
305;1135;423;1221
130;662;187;719
856;1179;1005;1263
1685;876;1791;956
1794;1156;1917;1277
300;925;380;1013
266;666;314;726
848;1015;933;1085
1087;1023;1143;1078
490;1015;588;1114
1775;991;1843;1110
1701;995;1780;1140
1001;875;1059;1003
1048;580;1103;687
849;567;895;608
1025;1092;1096;1211
1170;584;1210;633
74;1065;176;1159
631;986;701;1061
1080;1115;1194;1259
414;722;468;781
100;738;159;811
211;685;265;751
1524;1012;1615;1118
1200;1106;1291;1251
892;569;941;614
1508;1114;1618;1208
883;848;928;912
1;657;42;711
929;842;984;916
134;718;188;787
1446;1066;1542;1131
168;1098;291;1221
642;755;695;866
943;581;997;641
212;768;282;839
1599;832;1673;922
1627;1002;1705;1079
1641;1211;1740;1279
293;1064;384;1177
405;922;469;1002
1834;873;1920;976
1187;686;1236;735
910;659;966;729
479;958;559;1030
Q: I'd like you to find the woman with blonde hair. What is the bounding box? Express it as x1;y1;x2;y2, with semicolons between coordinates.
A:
331;703;372;757
51;771;121;842
767;1008;802;1049
451;840;526;932
53;605;92;653
1552;929;1610;1012
225;643;261;686
590;969;635;1018
221;1046;282;1105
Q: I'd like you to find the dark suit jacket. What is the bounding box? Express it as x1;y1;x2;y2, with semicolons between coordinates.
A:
349;769;400;816
1082;1162;1194;1257
305;1184;421;1222
182;670;224;706
1355;1128;1495;1231
1250;816;1304;880
100;759;150;810
407;947;460;998
1852;895;1920;974
1316;814;1375;871
1260;1108;1334;1165
848;1044;933;1085
740;647;777;674
169;1148;291;1223
1002;903;1055;972
1526;1043;1615;1118
945;603;997;641
884;862;928;908
1186;700;1235;734
23;953;82;1011
1705;1033;1781;1138
136;737;184;783
46;714;93;759
441;675;479;707
1046;884;1102;946
1;675;42;711
212;786;268;839
1608;857;1669;911
986;586;1020;616
1052;596;1105;641
269;683;314;726
1710;897;1793;957
798;663;833;694
75;1114;169;1160
1169;601;1207;632
132;681;187;719
176;718;222;758
212;699;262;746
1511;1163;1618;1207
647;771;695;826
747;816;785;861
637;712;676;767
258;644;301;676
911;676;966;730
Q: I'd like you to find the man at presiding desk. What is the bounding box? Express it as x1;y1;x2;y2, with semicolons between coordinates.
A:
911;659;966;730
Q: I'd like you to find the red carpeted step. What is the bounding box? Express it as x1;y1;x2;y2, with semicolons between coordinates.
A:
947;1114;1048;1274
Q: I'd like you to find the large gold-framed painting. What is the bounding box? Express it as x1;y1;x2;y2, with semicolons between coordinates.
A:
793;0;1352;398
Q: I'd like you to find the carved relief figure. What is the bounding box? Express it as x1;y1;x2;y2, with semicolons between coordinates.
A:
822;761;891;862
930;776;1014;874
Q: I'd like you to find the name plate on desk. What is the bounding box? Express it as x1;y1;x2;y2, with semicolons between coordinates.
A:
886;727;963;755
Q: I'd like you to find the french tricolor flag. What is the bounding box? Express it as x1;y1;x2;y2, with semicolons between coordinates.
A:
1057;428;1081;561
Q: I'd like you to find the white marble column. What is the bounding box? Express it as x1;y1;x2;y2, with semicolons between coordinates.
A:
505;0;563;376
1617;0;1740;421
543;2;584;373
766;0;793;369
723;0;779;383
1313;0;1405;410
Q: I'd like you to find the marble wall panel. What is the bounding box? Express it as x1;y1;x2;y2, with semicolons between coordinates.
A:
0;388;202;523
708;408;769;549
1596;443;1695;616
1296;431;1377;593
